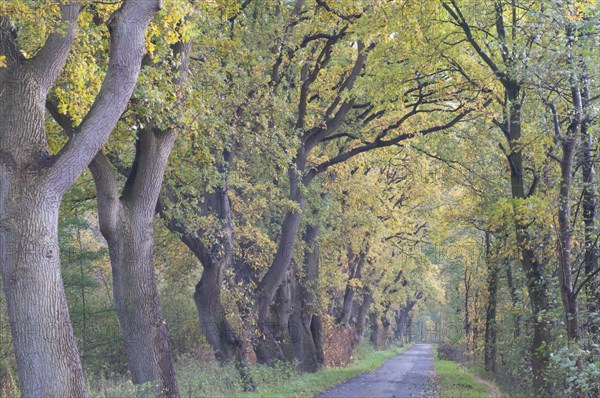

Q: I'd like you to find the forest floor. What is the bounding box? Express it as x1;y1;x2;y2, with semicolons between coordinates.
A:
316;343;439;398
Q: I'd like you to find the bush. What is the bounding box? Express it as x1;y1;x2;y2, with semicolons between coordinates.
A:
437;343;465;362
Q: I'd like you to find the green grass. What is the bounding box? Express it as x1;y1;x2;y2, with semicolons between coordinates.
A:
435;359;494;398
90;343;410;398
240;344;411;398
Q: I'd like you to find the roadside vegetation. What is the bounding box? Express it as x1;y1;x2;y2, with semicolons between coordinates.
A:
90;342;408;398
434;359;498;398
1;1;599;397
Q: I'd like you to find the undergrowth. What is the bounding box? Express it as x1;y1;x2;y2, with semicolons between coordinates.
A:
89;342;409;398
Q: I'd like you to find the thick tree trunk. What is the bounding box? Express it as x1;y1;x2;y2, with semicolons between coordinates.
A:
105;208;179;396
305;225;326;367
289;270;320;372
193;263;255;391
311;314;326;366
161;151;256;391
255;160;306;364
505;86;553;396
288;223;324;372
395;299;415;345
339;249;366;326
0;2;159;395
369;312;379;347
90;127;180;397
273;271;296;361
484;232;498;373
0;188;86;397
356;293;373;339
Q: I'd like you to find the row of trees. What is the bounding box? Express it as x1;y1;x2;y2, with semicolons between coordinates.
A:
430;1;600;395
1;0;599;397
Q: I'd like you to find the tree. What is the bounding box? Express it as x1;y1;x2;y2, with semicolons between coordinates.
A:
441;1;557;393
252;0;486;364
0;1;160;395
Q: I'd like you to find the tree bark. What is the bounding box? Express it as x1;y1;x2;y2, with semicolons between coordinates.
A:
161;149;256;391
0;2;160;396
508;89;553;394
395;298;416;345
289;269;320;372
550;27;584;342
579;68;599;337
484;232;498;373
556;132;580;342
288;223;324;372
255;157;306;364
442;2;555;392
89;126;179;397
505;263;521;337
339;247;366;326
356;292;373;339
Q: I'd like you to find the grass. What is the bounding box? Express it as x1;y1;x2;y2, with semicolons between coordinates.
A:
90;343;410;398
434;359;495;398
240;344;410;398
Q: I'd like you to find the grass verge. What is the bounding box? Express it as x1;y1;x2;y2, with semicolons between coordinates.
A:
434;359;496;398
240;343;411;398
90;343;410;398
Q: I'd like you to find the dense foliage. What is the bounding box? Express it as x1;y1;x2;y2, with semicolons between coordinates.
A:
1;0;599;397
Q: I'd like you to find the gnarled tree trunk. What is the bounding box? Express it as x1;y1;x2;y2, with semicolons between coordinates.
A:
356;292;373;340
339;247;366;326
89;126;179;397
288;223;324;373
161;151;256;391
255;159;306;364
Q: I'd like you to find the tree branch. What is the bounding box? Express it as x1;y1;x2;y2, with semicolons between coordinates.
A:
32;2;82;93
48;0;162;195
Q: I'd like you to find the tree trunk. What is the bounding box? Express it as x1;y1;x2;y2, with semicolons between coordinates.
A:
255;159;306;364
0;2;160;395
311;314;326;366
161;148;256;391
0;188;86;397
557;133;580;342
550;52;583;343
90;126;180;397
339;248;366;326
505;85;554;396
505;263;521;337
484;232;498;373
288;223;324;373
306;224;326;367
580;69;599;337
193;264;255;391
356;293;373;339
273;270;296;361
289;269;320;372
395;299;416;345
369;312;379;347
464;266;472;354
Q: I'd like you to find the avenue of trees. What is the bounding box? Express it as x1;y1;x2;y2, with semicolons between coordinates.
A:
0;0;599;397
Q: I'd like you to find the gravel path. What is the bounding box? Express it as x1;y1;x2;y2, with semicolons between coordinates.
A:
316;343;438;398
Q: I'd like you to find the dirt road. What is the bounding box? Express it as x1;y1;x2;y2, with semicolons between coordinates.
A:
316;344;438;398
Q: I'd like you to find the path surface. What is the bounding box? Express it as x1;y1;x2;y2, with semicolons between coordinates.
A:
316;344;437;398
